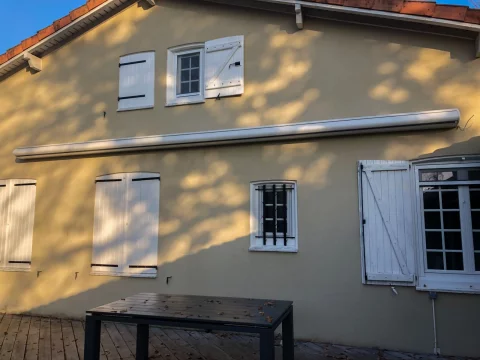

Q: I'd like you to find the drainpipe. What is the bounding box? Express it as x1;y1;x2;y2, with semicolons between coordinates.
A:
429;291;439;355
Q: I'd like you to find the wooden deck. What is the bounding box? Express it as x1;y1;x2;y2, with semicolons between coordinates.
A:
0;313;475;360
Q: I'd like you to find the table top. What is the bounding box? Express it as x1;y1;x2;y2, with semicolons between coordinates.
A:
87;293;292;328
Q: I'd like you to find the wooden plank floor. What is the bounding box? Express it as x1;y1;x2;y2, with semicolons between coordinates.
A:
0;313;476;360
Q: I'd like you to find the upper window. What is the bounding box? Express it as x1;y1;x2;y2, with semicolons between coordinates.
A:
166;36;244;107
250;181;298;253
118;51;155;112
91;173;160;278
0;179;36;272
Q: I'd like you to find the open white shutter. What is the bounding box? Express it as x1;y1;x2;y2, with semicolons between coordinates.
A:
0;180;9;267
5;179;36;270
118;51;155;111
92;174;126;275
359;161;416;285
124;173;160;277
204;36;244;99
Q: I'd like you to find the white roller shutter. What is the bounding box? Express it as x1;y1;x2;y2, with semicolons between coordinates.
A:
359;161;416;285
92;174;126;275
118;51;155;111
124;173;160;277
204;36;244;99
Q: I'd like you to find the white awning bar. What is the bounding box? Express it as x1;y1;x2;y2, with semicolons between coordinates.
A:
13;109;460;160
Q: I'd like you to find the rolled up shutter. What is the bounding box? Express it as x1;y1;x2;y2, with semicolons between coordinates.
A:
118;51;155;111
5;180;36;270
92;175;126;274
359;161;416;285
124;173;160;276
204;36;244;99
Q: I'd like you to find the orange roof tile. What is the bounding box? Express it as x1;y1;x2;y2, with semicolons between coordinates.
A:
0;0;477;67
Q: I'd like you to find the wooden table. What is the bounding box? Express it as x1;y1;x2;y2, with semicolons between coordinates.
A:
84;293;294;360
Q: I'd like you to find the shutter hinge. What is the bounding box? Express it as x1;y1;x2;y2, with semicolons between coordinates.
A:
363;219;366;225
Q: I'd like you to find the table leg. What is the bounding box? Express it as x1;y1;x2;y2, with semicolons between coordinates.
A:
260;330;275;360
136;323;149;360
282;307;294;360
84;315;101;360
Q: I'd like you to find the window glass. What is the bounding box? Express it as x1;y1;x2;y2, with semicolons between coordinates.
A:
177;52;201;95
420;170;457;182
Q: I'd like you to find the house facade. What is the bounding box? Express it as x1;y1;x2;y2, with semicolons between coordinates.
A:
0;0;479;356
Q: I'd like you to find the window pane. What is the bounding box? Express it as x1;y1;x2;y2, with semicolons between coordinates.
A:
180;82;190;94
424;212;441;229
471;211;480;230
420;171;457;182
191;54;200;68
470;189;480;209
276;206;286;219
180;56;190;69
264;220;274;233
264;191;274;204
426;232;442;250
445;252;463;271
423;191;440;209
475;253;480;272
191;81;199;93
441;191;459;209
469;169;480;181
427;252;444;270
277;190;286;205
264;206;274;219
474;232;480;250
443;211;460;229
181;70;190;82
191;68;199;81
444;232;462;250
276;220;286;233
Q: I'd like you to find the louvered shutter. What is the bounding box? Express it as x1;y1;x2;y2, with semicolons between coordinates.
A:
5;180;36;270
92;175;126;274
118;52;155;111
124;173;160;277
204;36;244;99
359;161;416;285
0;180;8;267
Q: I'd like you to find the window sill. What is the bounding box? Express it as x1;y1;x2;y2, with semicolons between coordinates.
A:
0;266;31;272
90;271;157;278
417;275;480;294
249;246;298;253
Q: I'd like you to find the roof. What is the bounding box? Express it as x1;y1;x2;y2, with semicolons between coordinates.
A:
0;0;479;75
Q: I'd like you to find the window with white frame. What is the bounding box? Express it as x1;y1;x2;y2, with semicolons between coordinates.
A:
118;51;155;112
91;173;160;278
250;181;298;252
166;36;244;107
358;160;480;293
0;179;36;272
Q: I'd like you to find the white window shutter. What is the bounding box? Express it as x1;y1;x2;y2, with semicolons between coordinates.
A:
5;179;36;270
118;52;155;111
92;175;126;274
0;180;9;267
124;173;160;277
359;161;416;285
204;36;244;99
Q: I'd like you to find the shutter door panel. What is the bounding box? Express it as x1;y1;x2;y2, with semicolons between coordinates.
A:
92;176;126;273
0;181;8;267
118;52;155;111
204;36;244;99
6;180;36;270
360;160;416;285
124;173;160;276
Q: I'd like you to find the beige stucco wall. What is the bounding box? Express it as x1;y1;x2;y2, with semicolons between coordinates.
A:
0;0;479;356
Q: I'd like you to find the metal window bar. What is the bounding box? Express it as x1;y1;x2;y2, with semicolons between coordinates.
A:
119;60;146;67
262;184;267;246
118;94;145;101
283;183;287;246
273;184;277;246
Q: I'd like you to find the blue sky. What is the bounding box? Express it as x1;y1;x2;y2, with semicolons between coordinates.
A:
0;0;474;54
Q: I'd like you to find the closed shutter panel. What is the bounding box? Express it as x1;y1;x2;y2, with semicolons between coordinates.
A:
5;179;36;270
204;36;244;99
118;52;155;111
124;173;160;277
92;175;126;274
359;161;416;285
0;180;8;267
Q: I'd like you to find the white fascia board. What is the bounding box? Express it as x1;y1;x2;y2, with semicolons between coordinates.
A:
13;109;460;160
258;0;480;33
